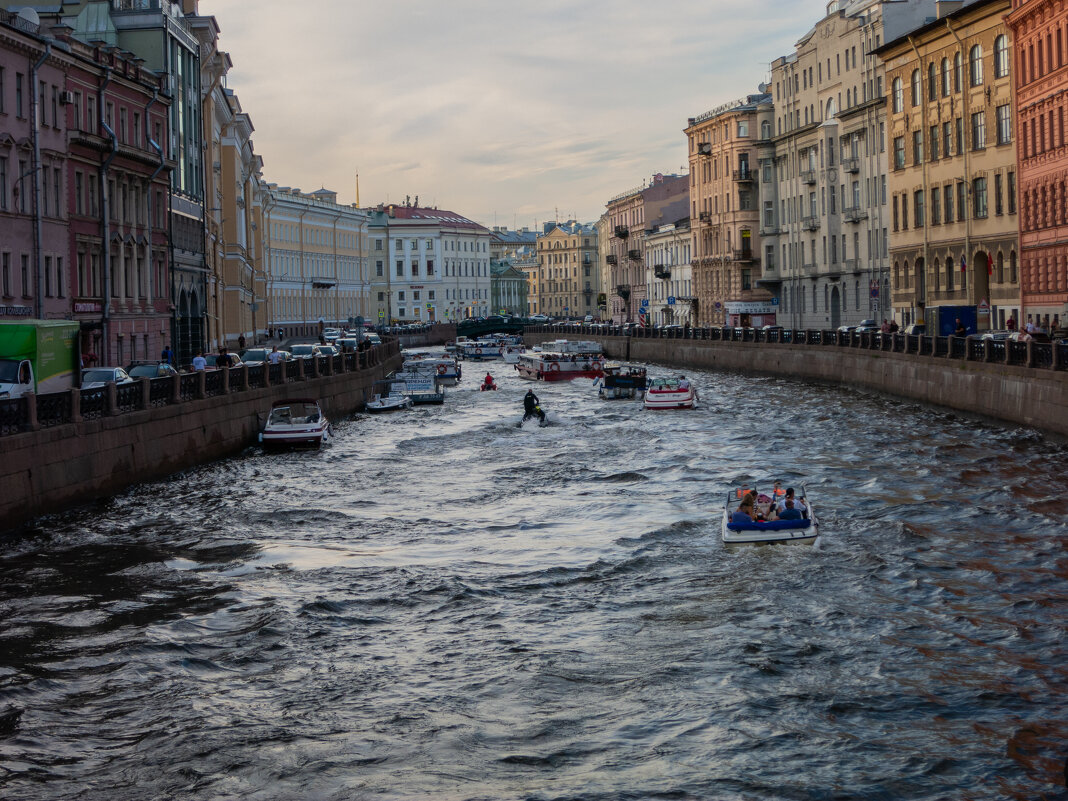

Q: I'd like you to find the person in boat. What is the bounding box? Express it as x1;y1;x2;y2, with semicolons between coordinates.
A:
777;487;807;517
678;375;690;390
731;502;754;524
522;389;544;423
778;500;803;520
483;372;494;388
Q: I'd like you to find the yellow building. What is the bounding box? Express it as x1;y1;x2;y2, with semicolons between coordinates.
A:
534;222;600;320
877;0;1020;330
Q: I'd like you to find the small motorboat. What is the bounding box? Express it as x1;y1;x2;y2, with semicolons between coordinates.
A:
721;484;819;547
365;393;413;413
644;376;697;409
599;362;647;400
480;378;498;391
260;398;329;450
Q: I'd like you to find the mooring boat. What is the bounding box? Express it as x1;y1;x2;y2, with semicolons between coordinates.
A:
598;362;647;399
721;485;819;547
643;376;697;409
389;374;445;404
365;380;414;413
260;398;329;449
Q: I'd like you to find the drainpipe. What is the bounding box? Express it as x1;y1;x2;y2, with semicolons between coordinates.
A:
29;42;51;319
298;207;308;334
908;36;931;324
945;19;972;304
330;210;342;327
144;88;165;344
98;65;117;363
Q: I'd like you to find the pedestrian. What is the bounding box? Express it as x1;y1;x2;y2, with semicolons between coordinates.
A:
238;334;246;350
268;346;283;365
161;344;173;365
954;318;967;337
881;319;890;333
889;319;899;333
1006;314;1016;332
192;351;207;371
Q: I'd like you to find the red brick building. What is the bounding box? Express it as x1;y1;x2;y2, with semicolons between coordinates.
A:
1007;0;1068;332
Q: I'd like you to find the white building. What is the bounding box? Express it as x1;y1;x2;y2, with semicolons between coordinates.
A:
368;204;491;323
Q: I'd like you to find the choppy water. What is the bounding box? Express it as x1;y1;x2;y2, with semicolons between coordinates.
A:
1;359;1067;800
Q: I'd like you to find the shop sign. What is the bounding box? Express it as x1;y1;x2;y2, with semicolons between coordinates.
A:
0;304;32;317
725;302;777;314
73;301;103;314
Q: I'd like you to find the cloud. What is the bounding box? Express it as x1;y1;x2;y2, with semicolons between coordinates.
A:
212;0;822;225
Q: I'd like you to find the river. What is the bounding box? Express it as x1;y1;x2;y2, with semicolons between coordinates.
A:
1;358;1066;800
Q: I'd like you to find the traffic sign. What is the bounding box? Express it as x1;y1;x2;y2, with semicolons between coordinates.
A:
667;296;676;305
640;298;649;307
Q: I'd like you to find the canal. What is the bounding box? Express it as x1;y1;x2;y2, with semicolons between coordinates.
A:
1;359;1066;800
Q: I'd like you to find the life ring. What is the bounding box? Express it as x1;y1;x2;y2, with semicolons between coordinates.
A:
437;365;446;375
475;347;482;355
548;362;561;372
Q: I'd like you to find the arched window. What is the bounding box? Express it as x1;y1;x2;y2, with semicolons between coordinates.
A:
996;251;1005;283
954;51;963;92
994;35;1009;78
970;44;984;86
941;58;951;96
946;257;955;291
826;97;838;118
928;63;937;102
911;69;921;106
761;120;772;140
933;258;941;291
892;77;904;113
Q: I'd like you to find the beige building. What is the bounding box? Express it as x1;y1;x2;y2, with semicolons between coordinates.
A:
877;0;1020;330
264;187;369;338
533;222;600;320
605;187;646;323
769;0;935;329
686;92;775;326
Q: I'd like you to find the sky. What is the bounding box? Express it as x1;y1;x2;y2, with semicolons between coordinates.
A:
210;0;827;230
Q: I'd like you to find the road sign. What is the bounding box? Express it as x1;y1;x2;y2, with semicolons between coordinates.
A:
667;296;676;305
640;298;649;307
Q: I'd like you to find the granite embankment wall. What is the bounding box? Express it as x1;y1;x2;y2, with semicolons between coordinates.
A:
1;352;403;529
525;332;1068;437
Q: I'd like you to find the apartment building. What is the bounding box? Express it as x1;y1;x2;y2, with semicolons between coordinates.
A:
605;186;645;323
1007;0;1068;331
534;221;599;320
686;92;774;326
877;0;1020;330
770;0;934;330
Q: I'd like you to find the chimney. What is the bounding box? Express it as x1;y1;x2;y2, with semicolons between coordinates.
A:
936;1;964;19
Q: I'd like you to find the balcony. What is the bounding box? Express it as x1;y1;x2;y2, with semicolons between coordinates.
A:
733;168;754;183
843;258;860;273
843;206;868;223
605;254;618;265
733;249;755;263
842;157;860;173
759;224;780;237
801;215;820;231
801;169;817;184
654;265;671;279
614;224;629;239
627;249;642;261
698;211;712;223
616;284;631;300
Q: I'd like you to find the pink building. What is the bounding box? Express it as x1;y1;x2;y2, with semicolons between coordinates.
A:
62;36;172;366
0;9;72;324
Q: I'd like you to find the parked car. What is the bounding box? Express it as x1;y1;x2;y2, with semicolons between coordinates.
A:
336;337;360;353
316;344;339;357
81;367;134;389
853;319;880;333
322;328;341;342
126;362;179;379
364;333;382;346
761;325;784;333
529;314;550;322
204;353;241;368
240;348;277;364
288;344;319;360
902;323;926;336
975;329;1012;342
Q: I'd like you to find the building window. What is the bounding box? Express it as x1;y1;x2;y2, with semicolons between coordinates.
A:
892;78;903;113
928;62;937;102
931;186;941;225
954;51;962;92
737;119;749;137
969;45;984;86
911;69;921;106
994;35;1009;79
957;181;968;221
893;136;905;169
374;239;382;251
995;172;1004;216
929;125;939;161
396;260;403;277
943;121;953;157
912;130;924;164
971;111;986;149
973;177;987;218
996;104;1011;145
941;57;951;97
1008;171;1016;214
914;190;925;227
944;185;954;224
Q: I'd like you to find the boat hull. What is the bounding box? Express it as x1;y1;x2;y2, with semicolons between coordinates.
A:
644;390;697;409
517;364;602;381
261;426;327;450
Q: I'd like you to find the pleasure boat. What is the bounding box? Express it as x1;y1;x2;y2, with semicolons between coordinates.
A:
389;373;445;404
721;485;819;547
260;398;330;449
598;362;647;399
515;350;604;381
365;380;414;413
402;355;461;385
643;376;697;409
501;345;526;364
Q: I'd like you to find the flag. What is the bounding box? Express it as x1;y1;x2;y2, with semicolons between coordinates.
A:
961;255;967;272
987;252;993;275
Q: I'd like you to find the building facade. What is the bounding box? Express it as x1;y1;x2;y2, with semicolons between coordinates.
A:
265;186;368;338
533;221;599;320
1007;0;1068;332
687;93;774;326
878;0;1020;331
490;259;527;316
605;186;645;323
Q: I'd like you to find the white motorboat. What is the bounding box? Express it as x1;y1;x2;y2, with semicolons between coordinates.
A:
643;376;697;409
260;398;329;450
721;485;819;547
365;393;413;413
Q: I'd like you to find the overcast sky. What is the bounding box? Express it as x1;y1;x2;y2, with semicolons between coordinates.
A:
211;0;826;230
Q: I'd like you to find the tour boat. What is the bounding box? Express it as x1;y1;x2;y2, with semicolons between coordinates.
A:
643;376;697;409
598;362;647;400
403;355;461;385
389;374;445;405
515;351;604;381
501;345;526;364
721;485;819;547
458;340;504;361
259;398;330;450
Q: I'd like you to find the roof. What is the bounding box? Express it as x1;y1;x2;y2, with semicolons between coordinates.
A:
382;206;489;233
875;0;998;56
